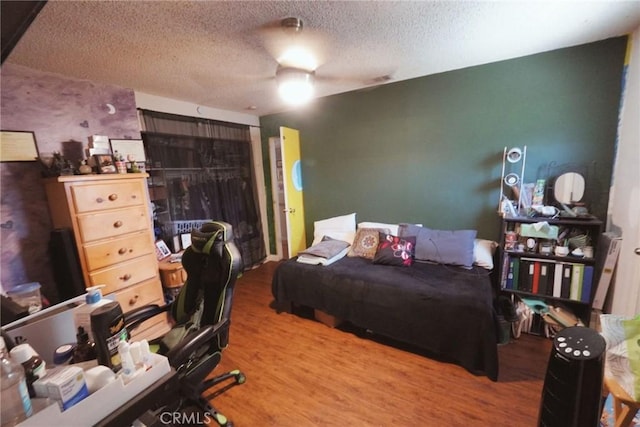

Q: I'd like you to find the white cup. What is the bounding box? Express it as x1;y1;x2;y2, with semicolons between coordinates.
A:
583;246;594;258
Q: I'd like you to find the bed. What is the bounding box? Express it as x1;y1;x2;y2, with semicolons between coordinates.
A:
272;254;499;381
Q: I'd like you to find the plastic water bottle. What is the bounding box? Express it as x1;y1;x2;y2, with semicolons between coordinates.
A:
0;337;33;426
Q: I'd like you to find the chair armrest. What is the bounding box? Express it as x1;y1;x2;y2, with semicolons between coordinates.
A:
124;304;170;333
166;318;229;368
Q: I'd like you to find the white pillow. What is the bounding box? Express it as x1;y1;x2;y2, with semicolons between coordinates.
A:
474;239;498;270
358;221;400;236
312;213;357;246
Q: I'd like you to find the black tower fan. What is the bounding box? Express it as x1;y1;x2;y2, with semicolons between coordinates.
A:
538;326;606;427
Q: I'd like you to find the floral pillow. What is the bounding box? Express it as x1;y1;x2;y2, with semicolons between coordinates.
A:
348;228;389;259
373;233;416;267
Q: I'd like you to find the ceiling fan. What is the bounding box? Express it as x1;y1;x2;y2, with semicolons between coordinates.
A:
261;17;326;105
260;17;393;106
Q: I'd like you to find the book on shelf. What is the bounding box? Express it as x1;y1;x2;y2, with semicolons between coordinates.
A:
504;256;596;304
532;261;541;294
518;258;555;296
552;263;563;298
581;265;594;303
512;258;520;291
570;263;584;301
561;263;572;299
520;259;534;293
505;257;520;290
501;255;511;289
539;262;552;296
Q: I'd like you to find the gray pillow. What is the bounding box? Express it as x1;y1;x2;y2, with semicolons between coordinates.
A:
299;236;350;259
399;224;477;268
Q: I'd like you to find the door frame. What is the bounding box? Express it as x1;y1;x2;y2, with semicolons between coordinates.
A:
269;136;285;260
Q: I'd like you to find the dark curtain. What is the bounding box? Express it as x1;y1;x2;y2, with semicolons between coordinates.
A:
139;109;265;269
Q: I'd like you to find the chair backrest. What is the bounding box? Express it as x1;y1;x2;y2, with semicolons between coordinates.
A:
169;221;242;346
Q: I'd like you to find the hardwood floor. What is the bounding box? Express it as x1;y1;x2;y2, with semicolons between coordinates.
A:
211;261;553;426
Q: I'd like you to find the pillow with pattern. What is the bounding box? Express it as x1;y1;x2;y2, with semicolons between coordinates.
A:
373;233;416;267
348;227;389;259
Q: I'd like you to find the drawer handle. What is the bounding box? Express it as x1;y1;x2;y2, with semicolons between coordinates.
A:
129;295;139;305
120;273;132;281
113;220;123;228
118;247;127;255
108;194;118;201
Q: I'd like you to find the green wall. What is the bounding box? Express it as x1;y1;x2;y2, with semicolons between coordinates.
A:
260;37;628;253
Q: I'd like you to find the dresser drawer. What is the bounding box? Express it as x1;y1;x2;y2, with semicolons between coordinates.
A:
71;181;145;213
115;280;170;341
77;206;149;243
84;231;154;271
112;278;165;313
89;253;158;293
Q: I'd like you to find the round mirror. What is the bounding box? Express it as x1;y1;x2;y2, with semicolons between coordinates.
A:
554;172;585;204
506;147;523;163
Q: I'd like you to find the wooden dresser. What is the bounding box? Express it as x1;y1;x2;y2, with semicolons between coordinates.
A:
44;174;170;340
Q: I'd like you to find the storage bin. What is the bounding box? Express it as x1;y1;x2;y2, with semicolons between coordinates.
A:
7;282;42;314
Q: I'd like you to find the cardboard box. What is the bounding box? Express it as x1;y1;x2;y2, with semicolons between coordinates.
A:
592;234;622;310
88;135;110;149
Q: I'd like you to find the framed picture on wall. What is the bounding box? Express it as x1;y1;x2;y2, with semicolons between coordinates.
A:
109;139;146;163
93;154;117;174
0;130;39;162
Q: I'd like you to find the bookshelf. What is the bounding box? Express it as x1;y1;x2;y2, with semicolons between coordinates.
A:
498;216;603;326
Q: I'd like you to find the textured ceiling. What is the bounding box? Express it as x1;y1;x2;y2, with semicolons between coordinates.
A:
6;1;640;116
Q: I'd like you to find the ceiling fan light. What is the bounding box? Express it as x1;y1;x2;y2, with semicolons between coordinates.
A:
278;46;317;71
277;68;315;106
278;80;314;106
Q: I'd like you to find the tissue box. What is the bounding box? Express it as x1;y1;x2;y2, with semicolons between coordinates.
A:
33;366;65;398
47;366;89;411
519;223;559;239
88;135;110;149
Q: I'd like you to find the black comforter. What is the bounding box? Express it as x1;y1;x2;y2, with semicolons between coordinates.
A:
272;256;499;381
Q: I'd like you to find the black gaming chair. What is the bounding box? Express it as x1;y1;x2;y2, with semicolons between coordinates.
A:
125;221;245;426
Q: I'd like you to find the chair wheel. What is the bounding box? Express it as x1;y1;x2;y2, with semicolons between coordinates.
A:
212;412;229;426
235;372;246;384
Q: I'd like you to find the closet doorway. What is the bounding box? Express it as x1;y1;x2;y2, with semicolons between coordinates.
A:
139;109;266;269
